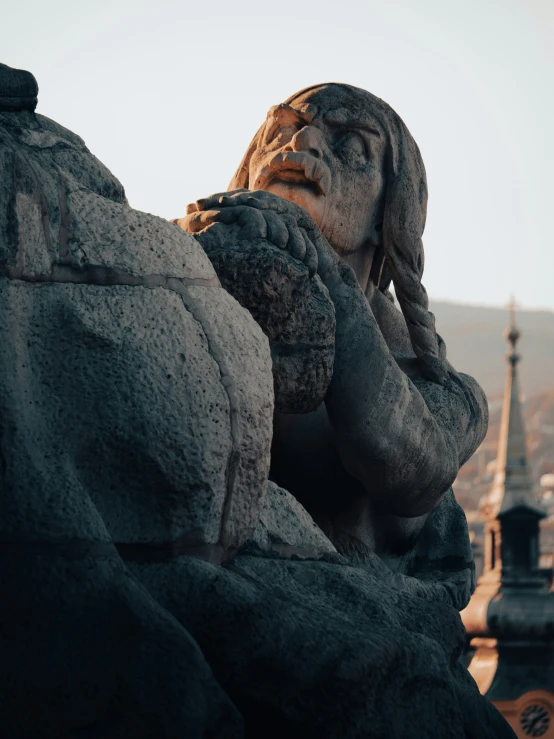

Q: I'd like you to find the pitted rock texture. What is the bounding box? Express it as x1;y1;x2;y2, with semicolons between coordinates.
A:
194;222;335;414
0;78;274;739
0;106;274;557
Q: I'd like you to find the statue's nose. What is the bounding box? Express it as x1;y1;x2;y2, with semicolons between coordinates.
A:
288;126;324;159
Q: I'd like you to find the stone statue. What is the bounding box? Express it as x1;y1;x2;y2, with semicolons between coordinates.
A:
176;83;488;559
1;65;514;738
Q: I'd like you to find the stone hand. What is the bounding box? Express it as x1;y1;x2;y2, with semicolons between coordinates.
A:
179;205;315;277
185;190;340;281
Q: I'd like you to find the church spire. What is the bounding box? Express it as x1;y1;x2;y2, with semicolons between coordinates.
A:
478;300;546;584
483;299;542;520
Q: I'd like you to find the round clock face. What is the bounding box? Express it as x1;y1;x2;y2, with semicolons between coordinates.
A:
520;704;550;737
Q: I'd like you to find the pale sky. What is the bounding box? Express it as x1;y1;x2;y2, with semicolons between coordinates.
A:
4;0;554;310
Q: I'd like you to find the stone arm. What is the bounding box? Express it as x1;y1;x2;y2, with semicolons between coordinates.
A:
180;190;488;519
321;263;487;517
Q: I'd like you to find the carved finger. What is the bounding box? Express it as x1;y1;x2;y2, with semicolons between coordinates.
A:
292;208;319;233
219;190;293;215
245;194;272;210
215;206;245;226
262;209;289;248
247;191;317;230
206;191;272;211
312;230;341;279
280;213;306;262
177;210;220;234
195;189;249;211
216;205;267;240
238;206;268;240
217;191;252;208
302;231;318;277
245;192;290;214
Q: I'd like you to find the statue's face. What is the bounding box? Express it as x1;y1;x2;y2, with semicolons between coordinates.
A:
248;85;387;257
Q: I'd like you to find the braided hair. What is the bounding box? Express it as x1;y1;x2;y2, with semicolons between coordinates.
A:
229;83;447;385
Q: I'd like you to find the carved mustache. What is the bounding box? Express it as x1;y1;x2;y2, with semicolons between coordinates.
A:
253;151;331;197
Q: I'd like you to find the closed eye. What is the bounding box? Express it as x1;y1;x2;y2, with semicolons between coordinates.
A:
334;130;369;166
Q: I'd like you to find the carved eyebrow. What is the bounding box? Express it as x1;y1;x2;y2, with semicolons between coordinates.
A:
323;108;381;137
268;104;381;138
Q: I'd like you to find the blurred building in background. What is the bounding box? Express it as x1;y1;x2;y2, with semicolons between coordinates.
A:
445;300;554;579
460;306;554;739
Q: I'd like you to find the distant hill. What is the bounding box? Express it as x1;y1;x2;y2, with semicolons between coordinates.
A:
429;300;554;398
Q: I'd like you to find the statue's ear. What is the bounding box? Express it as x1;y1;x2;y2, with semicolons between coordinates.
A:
228;125;265;191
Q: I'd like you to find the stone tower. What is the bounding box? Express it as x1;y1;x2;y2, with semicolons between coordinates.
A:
462;303;554;739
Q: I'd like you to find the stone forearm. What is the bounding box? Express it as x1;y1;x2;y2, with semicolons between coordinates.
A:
323;268;460;516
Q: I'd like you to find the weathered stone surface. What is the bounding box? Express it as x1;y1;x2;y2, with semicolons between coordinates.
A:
192;221;335;414
0;72;273;736
378;488;476;611
0;113;212;281
0;106;274;556
1;67;513;739
170;80;512;737
0;280;257;550
247;480;337;556
128;551;515;739
178;83;490;555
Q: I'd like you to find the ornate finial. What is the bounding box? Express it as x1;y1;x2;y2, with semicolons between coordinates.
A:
504;297;520;366
0;63;38;112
